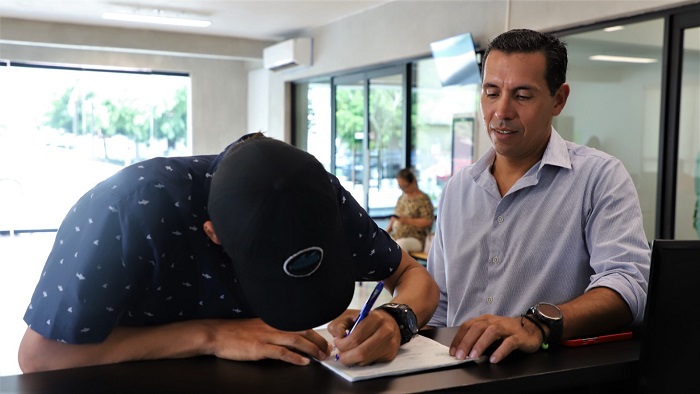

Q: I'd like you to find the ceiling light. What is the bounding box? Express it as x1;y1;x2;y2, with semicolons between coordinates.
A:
589;55;657;64
603;26;625;32
102;9;211;28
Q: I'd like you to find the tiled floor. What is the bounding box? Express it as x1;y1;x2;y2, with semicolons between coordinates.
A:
0;233;393;376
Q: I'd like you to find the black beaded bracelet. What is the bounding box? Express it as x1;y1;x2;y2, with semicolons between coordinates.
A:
521;314;549;350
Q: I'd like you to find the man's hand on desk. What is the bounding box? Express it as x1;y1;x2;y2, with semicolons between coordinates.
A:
209;318;332;365
19;318;333;372
326;308;401;366
450;314;543;364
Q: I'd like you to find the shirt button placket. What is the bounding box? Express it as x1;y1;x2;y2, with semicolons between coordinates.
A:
492;214;504;265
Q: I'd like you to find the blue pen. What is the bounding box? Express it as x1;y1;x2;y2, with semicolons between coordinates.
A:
335;281;385;361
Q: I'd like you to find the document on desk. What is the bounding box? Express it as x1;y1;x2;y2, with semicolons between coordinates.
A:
315;329;474;382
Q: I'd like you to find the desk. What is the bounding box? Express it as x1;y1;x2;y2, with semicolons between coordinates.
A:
0;327;639;393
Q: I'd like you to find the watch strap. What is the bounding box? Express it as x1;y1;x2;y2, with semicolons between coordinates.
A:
377;303;417;345
521;314;550;350
527;303;563;347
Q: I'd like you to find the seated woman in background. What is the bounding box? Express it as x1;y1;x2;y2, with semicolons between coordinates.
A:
386;168;434;253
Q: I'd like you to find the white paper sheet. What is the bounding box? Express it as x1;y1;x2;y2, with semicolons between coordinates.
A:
315;329;475;382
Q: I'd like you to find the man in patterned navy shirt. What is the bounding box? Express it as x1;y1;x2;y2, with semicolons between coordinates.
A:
19;133;439;372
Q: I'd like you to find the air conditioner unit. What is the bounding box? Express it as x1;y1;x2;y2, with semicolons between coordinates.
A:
263;38;312;71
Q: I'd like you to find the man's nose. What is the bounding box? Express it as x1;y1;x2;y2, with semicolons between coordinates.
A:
494;97;515;120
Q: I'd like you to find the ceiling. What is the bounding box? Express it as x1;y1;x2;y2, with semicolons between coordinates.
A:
0;0;394;41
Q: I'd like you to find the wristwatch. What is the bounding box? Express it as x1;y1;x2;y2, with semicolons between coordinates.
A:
377;303;419;345
527;302;563;345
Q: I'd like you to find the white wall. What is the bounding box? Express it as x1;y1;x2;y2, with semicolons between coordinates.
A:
247;68;270;134
265;0;693;155
0;18;273;155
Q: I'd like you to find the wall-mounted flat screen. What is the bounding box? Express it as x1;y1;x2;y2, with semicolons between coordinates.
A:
430;32;480;87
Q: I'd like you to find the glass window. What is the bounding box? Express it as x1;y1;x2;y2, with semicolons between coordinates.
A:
563;19;664;243
294;60;481;218
334;78;366;207
675;26;700;240
412;58;479;207
294;80;332;171
368;73;405;215
0;65;191;232
332;71;406;216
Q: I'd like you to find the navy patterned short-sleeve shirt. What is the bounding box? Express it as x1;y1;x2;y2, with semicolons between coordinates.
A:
24;141;401;344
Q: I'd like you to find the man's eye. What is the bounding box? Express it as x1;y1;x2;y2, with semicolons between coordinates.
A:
516;95;532;100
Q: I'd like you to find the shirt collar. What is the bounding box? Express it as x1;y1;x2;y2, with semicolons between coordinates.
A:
470;128;572;178
539;129;572;171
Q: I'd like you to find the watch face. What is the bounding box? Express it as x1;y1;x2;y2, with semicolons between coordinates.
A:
406;311;419;334
537;303;562;320
382;304;419;336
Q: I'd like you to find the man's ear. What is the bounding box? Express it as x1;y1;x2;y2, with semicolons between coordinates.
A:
552;83;570;116
203;220;221;245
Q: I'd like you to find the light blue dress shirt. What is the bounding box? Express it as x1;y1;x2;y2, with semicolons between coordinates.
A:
427;130;650;327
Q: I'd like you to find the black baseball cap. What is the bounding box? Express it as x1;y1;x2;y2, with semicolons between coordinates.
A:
208;137;355;331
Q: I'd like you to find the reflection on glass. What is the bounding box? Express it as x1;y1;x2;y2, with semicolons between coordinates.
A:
674;26;700;240
412;58;479;207
0;66;190;232
563;19;664;242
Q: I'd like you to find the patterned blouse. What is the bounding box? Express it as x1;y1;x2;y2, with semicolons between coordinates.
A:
391;192;434;245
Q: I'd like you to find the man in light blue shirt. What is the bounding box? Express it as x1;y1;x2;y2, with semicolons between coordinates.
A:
427;29;650;364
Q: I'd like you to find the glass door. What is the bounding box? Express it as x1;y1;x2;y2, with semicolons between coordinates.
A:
563;19;664;243
334;77;366;207
333;67;406;215
674;21;700;239
368;73;404;215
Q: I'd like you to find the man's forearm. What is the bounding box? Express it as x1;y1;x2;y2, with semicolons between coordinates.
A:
558;287;633;340
19;320;213;373
384;250;439;327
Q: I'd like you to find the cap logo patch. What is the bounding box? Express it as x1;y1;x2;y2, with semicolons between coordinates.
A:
283;247;324;277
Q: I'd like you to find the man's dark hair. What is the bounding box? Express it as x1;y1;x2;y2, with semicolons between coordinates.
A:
482;29;567;96
225;131;268;157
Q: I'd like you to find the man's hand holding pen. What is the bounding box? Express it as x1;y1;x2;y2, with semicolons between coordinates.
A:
327;282;403;366
327;309;402;366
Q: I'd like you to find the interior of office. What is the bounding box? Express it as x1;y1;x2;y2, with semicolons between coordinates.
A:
1;0;699;379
